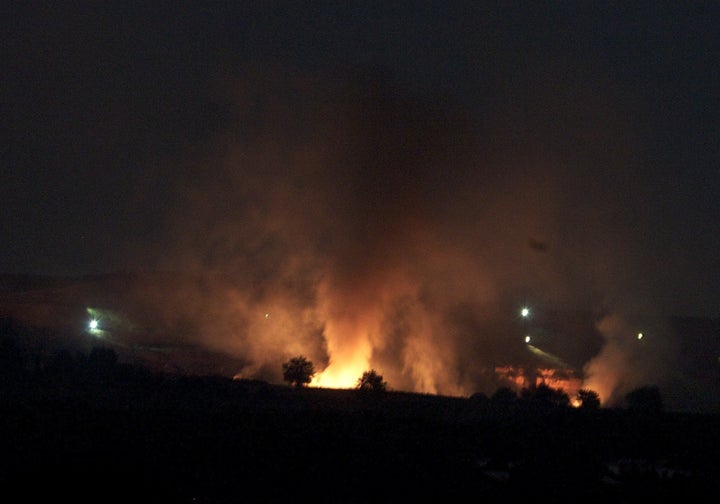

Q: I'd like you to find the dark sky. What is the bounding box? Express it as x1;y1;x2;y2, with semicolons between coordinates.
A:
5;1;718;311
2;1;719;405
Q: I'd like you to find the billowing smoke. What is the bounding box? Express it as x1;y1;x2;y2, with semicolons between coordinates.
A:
582;310;678;407
116;65;684;398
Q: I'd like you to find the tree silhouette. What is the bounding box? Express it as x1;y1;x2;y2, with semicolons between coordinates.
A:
88;346;118;372
282;355;315;388
47;348;80;377
521;383;570;408
0;334;24;381
576;388;601;410
625;385;664;413
356;369;387;392
490;386;518;404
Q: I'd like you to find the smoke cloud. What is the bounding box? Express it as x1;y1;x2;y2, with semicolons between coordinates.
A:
115;65;684;399
582;312;677;407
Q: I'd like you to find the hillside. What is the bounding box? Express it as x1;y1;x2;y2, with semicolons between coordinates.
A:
1;357;719;502
1;280;719;501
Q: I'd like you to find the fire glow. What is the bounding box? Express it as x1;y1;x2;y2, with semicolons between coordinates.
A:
57;69;675;409
494;365;583;398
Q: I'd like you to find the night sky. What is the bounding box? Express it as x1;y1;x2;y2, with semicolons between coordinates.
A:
2;2;719;404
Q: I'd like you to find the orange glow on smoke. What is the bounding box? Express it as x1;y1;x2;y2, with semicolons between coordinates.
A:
310;283;377;389
580;365;618;406
536;368;582;397
494;365;582;398
580;313;636;406
495;365;532;388
310;360;384;389
579;375;614;406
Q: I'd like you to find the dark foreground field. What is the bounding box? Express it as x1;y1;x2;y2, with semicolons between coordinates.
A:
1;362;719;503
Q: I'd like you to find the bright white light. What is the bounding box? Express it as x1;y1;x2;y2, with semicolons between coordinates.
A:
637;332;643;340
521;307;530;318
89;319;98;330
525;335;531;343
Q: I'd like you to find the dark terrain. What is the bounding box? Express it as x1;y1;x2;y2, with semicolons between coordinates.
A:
1;351;718;503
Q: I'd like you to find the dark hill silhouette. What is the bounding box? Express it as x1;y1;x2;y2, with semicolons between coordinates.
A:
0;347;718;502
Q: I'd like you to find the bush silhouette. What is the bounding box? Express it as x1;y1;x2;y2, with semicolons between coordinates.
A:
356;369;387;393
625;385;664;413
491;386;518;404
576;388;601;410
521;383;570;408
282;355;315;388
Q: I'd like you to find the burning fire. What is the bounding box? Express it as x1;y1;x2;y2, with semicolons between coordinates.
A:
494;365;583;398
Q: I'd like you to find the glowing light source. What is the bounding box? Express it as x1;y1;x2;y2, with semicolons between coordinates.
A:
87;318;103;337
521;307;530;318
637;332;643;340
525;335;531;343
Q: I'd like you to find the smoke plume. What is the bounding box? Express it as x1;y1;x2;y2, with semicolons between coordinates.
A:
117;66;682;398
